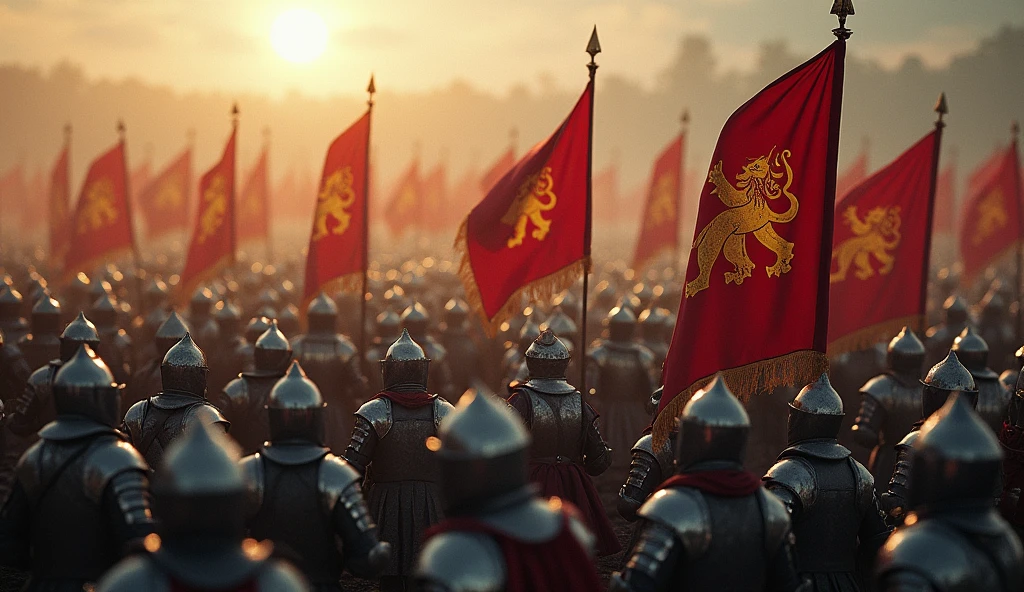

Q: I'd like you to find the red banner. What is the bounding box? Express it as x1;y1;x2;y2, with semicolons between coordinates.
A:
179;127;236;301
64;142;136;277
456;83;592;334
49;146;71;262
238;147;270;245
303;111;370;304
958;140;1022;283
658;41;846;436
932;163;957;236
385;160;421;239
827;130;940;354
137;148;192;241
836;149;868;199
632;134;684;271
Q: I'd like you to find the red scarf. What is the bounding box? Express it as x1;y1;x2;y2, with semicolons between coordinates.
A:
658;470;762;497
371;390;435;409
423;509;602;592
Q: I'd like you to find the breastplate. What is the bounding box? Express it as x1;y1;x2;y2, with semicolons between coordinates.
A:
678;494;768;590
371;405;440;483
791;458;860;573
527;389;583;461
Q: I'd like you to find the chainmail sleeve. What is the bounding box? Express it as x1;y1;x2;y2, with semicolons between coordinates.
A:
103;470;156;553
610;521;683;592
882;441;914;523
851;394;885;449
333;481;390;578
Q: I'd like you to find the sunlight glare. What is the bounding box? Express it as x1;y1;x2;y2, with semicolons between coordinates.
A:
271;9;328;64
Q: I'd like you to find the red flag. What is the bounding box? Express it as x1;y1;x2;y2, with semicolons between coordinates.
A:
958;140;1022;283
49;145;71;262
238;148;270;245
303;111;370;304
179;127;236;301
456;83;592;334
836;149;868;199
931;164;956;236
419;163;448;230
480;148;515;193
385;160;421;239
137;149;192;241
967;147;1005;199
64;142;136;277
632;134;684;271
658;41;846;434
827;129;941;354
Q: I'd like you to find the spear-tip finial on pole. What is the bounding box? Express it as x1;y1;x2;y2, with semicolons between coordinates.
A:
934;92;948;128
63;122;72;143
586;26;601;72
116;119;126;141
1012;121;1020;142
830;0;854;40
681;109;690;130
231;103;240;127
367;74;376;108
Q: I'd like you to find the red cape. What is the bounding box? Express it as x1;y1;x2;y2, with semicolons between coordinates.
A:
658;469;762;497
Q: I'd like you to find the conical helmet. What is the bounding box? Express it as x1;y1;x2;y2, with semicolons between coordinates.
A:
0;286;23;322
155;311;191;357
543;307;578;341
89;293;119;328
161;333;208;397
267;361;326;445
59;312;101;362
638;307;669;340
787;373;844;444
676;375;750;471
277;304;300;336
307;292;339;333
886;326;925;377
400;302;430;341
434;387;530;513
943;295;968;326
525;329;571;379
53;344;121;428
30;295;62;335
606;305;638;342
213;300;241;325
517;318;541;352
443;298;469;323
244;316;272;345
381;329;430;391
921;351;977;418
253;320;292;376
951;327;991;376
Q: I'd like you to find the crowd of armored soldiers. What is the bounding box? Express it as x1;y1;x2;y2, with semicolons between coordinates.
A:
0;255;1022;591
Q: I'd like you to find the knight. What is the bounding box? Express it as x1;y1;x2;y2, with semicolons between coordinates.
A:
506;329;619;556
763;373;890;590
343;329;453;592
637;307;671;372
290;292;368;451
610;375;802;591
586;306;656;466
240;361;391;591
122;332;229;469
0;345;156;590
0;285;28;344
415;388;603;592
978;290;1017;372
875;394;1024;591
881;351;977;523
123;311;190;414
237;315;272;373
278;303;300;336
216;320;291;454
401;302;455;401
850;326;925;491
16;295;62;372
89;293;132;384
924;294;969;367
952;326;1011;433
96;423;308;592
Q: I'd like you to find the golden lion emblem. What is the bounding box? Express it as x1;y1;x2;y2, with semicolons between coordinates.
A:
154;174;184;210
647;174;676;226
196;174;227;244
973;189;1007;246
312;167;357;241
685;148;798;298
830;205;901;283
77;178;118;233
501;167;557;248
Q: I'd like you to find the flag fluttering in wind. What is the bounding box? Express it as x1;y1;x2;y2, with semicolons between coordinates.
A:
385;159;421;239
456;83;592;335
238;147;270;246
64;140;137;277
48;143;71;262
827;128;942;354
958;138;1022;283
179;122;236;301
632;134;684;271
137;148;192;241
303;110;370;304
657;40;847;439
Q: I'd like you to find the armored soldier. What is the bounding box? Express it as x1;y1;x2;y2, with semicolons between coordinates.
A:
952;326;1011;433
617;387;675;522
763;374;890;590
237;315;272;373
16;295;62;372
96;422;308;592
207;300;247;397
344;329;453;592
0;345;155;590
291;292;368;451
586;306;656;465
0;285;28;344
1000;346;1024;392
8;312;101;438
506;329;619;556
881;351;977;523
875;394;1024;591
0;328;31;404
122;332;229;468
216;321;292;454
278;303;300;336
438;298;480;399
610;375;802;591
637;307;670;372
978;290;1017;372
240;361;391;590
401;302;455;400
123;311;190;414
851;326;925;491
90;294;132;384
415;388;603;592
186;286;219;350
924;294;969;367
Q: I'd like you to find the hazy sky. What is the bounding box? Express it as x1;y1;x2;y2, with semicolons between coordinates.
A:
1;0;1021;97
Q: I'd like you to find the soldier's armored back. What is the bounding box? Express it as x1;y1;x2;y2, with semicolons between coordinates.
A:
523;387;584;461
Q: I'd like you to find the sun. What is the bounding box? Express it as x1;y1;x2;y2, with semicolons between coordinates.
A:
271;8;328;64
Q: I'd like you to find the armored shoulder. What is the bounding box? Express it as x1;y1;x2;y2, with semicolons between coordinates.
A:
636;487;711;557
876;522;976;589
434;397;454;430
860;374;896;407
896;429;920;450
96;556;170;592
635;344;656;367
82;438;149;503
15;440;45;497
184;402;229;430
587;345;609;366
122;400;147;442
631;433;655;456
255;560;309;592
355;398;393;439
763;457;816;513
221;378;249;407
416;531;506;592
849;457;876;508
26;364;53;388
757;487;793;553
239;453;265;517
333;336;357;360
318;453;362;514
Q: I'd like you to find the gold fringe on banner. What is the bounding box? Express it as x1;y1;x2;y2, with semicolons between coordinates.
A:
454;219;589;337
826;314;923;358
298;272;363;332
652;349;830;448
